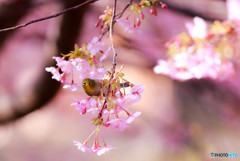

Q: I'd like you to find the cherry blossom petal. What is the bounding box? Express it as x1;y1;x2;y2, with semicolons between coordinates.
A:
130;84;145;94
106;118;130;131
153;60;170;75
116;19;141;34
100;47;111;62
87;37;104;56
227;0;240;20
97;146;115;156
126;111;141;124
74;140;93;152
186;17;207;39
72;98;98;115
45;67;61;81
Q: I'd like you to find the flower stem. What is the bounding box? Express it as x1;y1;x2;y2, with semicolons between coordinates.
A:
83;128;96;145
98;0;118;118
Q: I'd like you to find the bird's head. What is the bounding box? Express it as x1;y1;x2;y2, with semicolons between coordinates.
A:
82;78;98;96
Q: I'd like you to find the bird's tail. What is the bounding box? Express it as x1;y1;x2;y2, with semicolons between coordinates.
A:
120;82;130;88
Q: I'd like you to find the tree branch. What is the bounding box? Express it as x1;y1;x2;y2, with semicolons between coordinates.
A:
0;0;97;33
0;0;89;124
98;0;133;41
109;0;117;68
98;0;118;118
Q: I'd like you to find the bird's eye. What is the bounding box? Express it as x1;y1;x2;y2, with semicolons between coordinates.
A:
82;82;86;86
89;81;92;85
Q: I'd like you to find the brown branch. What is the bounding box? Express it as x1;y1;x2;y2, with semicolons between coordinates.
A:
98;0;118;118
109;0;118;68
98;0;135;118
98;0;133;41
0;0;97;33
115;0;133;18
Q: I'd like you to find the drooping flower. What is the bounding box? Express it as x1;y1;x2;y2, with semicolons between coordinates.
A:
106;118;130;131
123;84;145;105
126;111;142;124
96;146;115;156
116;19;141;34
100;47;111;62
87;37;104;56
46;57;106;91
74;129;115;156
71;98;97;115
45;67;61;81
45;13;144;155
96;6;113;32
74;140;93;153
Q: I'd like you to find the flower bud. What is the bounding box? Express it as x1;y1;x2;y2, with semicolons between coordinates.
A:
150;7;157;16
136;17;141;26
161;3;168;9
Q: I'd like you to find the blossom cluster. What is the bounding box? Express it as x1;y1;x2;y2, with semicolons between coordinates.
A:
72;80;143;155
46;37;108;91
97;0;167;34
154;17;240;81
46;36;144;155
45;0;168;155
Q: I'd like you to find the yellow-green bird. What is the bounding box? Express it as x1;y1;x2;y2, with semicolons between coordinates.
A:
82;78;130;96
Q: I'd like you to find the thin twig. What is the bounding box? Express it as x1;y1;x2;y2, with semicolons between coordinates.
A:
109;0;117;68
98;0;118;118
98;0;133;41
115;0;133;18
0;0;98;33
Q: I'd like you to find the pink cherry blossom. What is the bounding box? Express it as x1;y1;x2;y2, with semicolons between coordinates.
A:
63;84;81;91
130;84;145;93
53;56;74;73
153;60;170;75
126;111;141;124
46;57;106;91
47;57;84;90
45;67;61;81
88;67;106;80
106;118;130;131
100;47;111;62
87;37;104;56
91;141;101;153
71;98;97;115
74;136;115;155
90;141;115;155
154;45;235;81
154;16;238;81
227;0;240;21
96;146;115;156
186;17;207;39
123;84;145;105
74;140;93;152
116;19;141;34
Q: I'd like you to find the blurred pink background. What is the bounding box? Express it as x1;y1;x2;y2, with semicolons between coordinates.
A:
1;0;240;161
